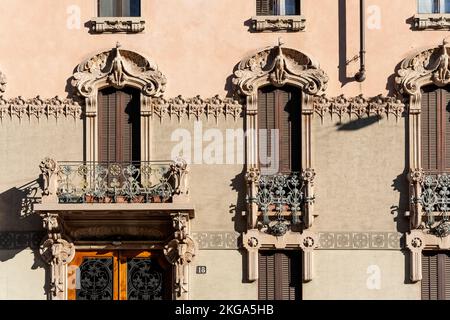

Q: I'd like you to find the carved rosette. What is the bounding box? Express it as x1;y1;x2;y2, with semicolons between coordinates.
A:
396;39;450;97
72;43;166;99
233;43;328;96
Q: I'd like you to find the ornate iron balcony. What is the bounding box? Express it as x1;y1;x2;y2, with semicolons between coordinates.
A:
246;169;315;235
39;158;188;204
410;171;450;237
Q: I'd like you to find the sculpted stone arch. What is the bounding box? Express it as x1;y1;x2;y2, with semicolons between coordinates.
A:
71;43;167;162
233;41;327;282
396;39;450;282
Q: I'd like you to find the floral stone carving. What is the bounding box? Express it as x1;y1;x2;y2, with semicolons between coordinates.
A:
233;39;328;96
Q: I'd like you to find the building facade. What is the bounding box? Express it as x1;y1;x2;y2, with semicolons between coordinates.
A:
1;0;450;300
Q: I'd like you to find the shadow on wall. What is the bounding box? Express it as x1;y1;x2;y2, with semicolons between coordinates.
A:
0;179;46;264
336;115;381;130
229;168;248;235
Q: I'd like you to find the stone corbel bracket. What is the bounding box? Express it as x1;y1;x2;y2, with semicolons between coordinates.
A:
164;212;196;300
243;230;318;282
251;15;306;32
39;212;75;300
90;17;145;33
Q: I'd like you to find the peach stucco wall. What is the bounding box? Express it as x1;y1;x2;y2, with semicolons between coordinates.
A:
0;0;448;99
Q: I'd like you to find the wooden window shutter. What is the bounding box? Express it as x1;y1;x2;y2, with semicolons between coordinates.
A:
444;88;450;171
421;86;439;172
259;251;300;300
258;252;275;300
258;88;276;170
444;252;450;299
98;87;140;164
422;251;439;300
256;0;274;15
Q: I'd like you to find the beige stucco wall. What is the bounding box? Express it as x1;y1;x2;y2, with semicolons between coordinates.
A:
303;250;420;300
0;249;46;300
190;250;256;300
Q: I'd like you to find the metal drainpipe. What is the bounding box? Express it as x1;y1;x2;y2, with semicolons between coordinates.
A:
355;0;366;82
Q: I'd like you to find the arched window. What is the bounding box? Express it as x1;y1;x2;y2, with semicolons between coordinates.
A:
98;86;141;163
257;85;301;173
421;85;450;173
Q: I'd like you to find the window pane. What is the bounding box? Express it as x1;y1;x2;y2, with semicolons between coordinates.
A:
99;0;116;17
285;0;299;15
443;0;450;13
122;0;141;17
418;0;434;13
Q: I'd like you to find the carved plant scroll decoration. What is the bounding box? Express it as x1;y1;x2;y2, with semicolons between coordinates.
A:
72;43;167;98
233;40;328;96
396;39;450;96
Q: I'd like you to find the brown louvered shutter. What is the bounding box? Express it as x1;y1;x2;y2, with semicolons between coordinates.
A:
256;0;274;15
258;252;275;300
422;251;439;300
258;88;276;171
278;88;301;173
421;86;439;172
444;252;450;299
98;87;140;164
259;251;300;300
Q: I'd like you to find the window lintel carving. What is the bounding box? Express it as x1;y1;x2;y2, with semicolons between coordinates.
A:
413;13;450;30
72;43;166;103
232;40;328;97
251;15;306;32
89;17;145;33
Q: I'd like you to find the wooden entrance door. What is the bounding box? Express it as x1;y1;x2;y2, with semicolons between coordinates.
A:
68;250;172;300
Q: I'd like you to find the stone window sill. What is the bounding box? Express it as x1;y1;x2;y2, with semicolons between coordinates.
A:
89;17;145;33
413;13;450;30
251;15;306;32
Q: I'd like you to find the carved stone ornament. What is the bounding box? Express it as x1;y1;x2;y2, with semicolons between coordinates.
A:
72;43;166;98
251;15;306;32
233;39;328;96
413;14;450;30
90;17;145;33
396;39;450;96
0;70;6;94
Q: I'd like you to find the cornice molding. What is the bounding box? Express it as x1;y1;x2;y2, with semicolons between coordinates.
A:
0;96;82;121
89;17;145;33
313;94;407;121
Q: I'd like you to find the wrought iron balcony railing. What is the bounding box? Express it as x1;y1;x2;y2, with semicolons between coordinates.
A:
39;158;189;204
410;171;450;237
246;168;315;235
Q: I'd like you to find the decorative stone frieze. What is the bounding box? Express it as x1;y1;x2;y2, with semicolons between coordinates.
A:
318;232;402;250
150;95;244;122
251;15;306;32
313;94;407;121
413;14;450;30
89;17;145;33
191;232;239;250
0;96;82;121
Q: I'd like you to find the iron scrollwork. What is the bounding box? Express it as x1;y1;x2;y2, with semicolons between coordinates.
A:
249;172;312;236
54;160;186;203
